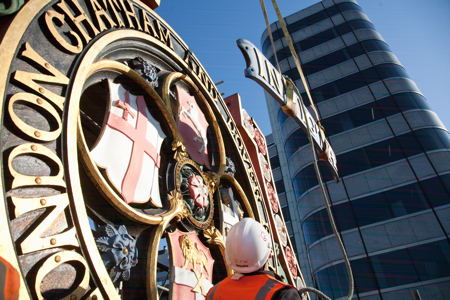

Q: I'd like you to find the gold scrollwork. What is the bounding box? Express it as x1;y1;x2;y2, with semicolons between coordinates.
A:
171;139;189;161
203;226;233;276
203;226;224;249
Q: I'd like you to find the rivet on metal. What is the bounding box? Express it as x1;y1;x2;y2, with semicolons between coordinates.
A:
36;98;43;104
44;63;50;69
50;238;56;245
39;87;45;93
35;177;42;184
31;145;37;151
40;199;46;206
34;131;41;137
54;255;61;263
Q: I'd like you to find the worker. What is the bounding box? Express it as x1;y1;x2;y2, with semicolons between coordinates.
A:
206;218;301;300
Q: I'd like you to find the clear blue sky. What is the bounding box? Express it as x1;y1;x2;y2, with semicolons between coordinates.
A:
156;1;450;135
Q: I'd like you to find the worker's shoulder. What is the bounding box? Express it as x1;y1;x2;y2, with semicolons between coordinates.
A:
272;285;301;300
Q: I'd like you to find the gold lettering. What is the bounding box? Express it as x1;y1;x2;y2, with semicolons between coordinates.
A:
227;118;264;208
103;0;125;27
34;251;89;299
8;92;62;142
267;63;282;94
57;0;100;45
8;143;66;189
294;93;306;123
88;0;117;31
119;0;142;30
11;194;78;254
154;19;172;49
45;10;82;54
141;10;159;38
255;49;268;82
13;43;69;110
197;68;208;86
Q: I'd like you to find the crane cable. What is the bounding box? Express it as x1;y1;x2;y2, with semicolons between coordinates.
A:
259;1;355;299
259;0;281;73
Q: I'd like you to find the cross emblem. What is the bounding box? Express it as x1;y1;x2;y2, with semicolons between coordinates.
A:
114;100;136;121
106;91;161;204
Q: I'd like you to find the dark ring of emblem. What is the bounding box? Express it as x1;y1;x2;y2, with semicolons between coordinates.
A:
175;158;215;229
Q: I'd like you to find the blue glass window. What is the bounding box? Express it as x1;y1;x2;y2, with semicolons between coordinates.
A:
302;209;332;245
316;240;450;296
371;249;419;289
301;174;450;245
278;108;289;127
299;64;409;103
338;148;371;175
332;202;357;231
384;183;429;216
409;240;450;281
284;129;309;157
320;93;430;138
421;176;450;207
352;194;393;226
416;129;450;151
293;128;450;197
275;179;285;193
351;258;379;293
270;155;281;169
262;2;363;51
266;18;375;62
282;205;291;222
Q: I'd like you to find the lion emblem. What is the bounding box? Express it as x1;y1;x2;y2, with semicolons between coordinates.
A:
180;235;210;295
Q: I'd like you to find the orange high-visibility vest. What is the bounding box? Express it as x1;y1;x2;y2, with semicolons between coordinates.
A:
0;257;20;300
206;273;291;300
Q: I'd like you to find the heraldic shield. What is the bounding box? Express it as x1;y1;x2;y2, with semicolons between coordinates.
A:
176;86;211;169
91;80;166;207
168;230;214;300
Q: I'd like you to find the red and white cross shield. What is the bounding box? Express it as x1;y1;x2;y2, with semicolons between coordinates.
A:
176;86;210;169
168;230;214;300
91;80;166;207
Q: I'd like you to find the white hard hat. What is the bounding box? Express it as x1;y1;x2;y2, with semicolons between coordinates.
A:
225;218;272;274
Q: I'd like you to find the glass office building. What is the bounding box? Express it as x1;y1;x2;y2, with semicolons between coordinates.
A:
262;0;450;299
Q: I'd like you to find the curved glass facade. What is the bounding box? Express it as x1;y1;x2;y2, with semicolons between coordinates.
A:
283;92;432;154
262;2;364;51
292;128;450;197
303;174;450;245
263;0;450;298
316;239;450;298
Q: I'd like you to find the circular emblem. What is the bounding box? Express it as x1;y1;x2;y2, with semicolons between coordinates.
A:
176;159;214;229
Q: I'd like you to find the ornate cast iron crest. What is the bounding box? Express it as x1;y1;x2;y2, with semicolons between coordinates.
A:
0;0;307;299
95;224;139;283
